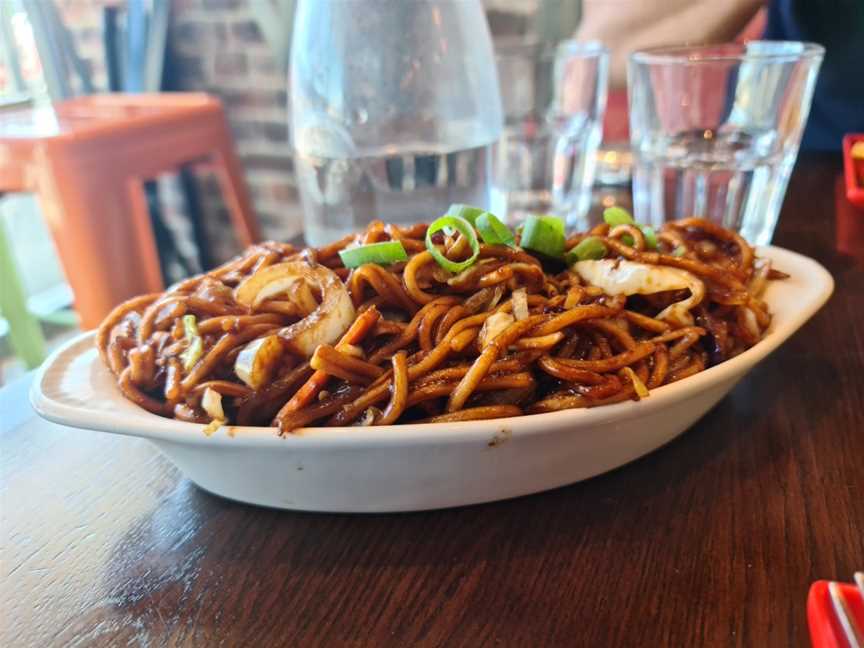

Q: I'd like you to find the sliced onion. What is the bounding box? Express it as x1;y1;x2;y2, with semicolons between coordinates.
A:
748;259;771;299
488;284;506;310
621;367;649;399
479;311;515;349
741;307;760;340
292;281;318;315
234;335;286;389
236;262;316;313
234;261;355;358
512;287;529;321
202;387;225;421
202;418;224;437
462;286;496;314
355;407;381;427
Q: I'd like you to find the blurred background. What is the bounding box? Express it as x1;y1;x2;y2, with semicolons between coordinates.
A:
0;0;586;383
5;0;858;385
2;0;579;255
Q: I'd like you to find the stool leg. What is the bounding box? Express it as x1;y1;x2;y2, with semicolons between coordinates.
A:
210;121;261;247
126;178;166;289
0;219;46;368
36;164;164;329
178;167;213;270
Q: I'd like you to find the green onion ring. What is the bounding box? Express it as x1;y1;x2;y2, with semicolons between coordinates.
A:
446;204;485;225
603;206;635;227
520;215;566;259
565;236;607;264
338;241;409;268
425;214;480;273
641;226;658;249
475;212;515;247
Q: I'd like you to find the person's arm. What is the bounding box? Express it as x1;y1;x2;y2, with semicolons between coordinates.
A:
576;0;765;87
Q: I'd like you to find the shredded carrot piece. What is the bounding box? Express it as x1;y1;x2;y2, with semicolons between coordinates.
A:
275;307;381;419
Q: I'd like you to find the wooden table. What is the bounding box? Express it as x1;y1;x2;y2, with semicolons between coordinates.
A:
2;153;862;648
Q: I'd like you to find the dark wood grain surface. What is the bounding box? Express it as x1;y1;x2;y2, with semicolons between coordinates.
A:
2;154;863;648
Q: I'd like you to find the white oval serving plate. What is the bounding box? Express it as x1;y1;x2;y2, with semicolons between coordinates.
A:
31;246;833;512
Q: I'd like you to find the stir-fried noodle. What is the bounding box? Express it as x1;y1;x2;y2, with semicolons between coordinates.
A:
97;216;784;434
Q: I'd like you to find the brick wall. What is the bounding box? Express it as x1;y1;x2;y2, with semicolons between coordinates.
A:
167;0;297;251
56;0;541;263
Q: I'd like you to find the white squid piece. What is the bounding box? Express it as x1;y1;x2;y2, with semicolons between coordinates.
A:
571;259;705;326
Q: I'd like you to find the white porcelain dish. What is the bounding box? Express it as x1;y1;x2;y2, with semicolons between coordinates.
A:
31;246;833;512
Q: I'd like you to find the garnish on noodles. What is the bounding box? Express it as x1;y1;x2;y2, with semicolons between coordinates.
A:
97;209;786;435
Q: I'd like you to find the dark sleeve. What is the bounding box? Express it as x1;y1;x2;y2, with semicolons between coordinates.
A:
764;0;864;151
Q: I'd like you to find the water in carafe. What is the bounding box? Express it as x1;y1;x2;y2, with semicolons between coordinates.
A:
290;0;503;245
295;144;494;247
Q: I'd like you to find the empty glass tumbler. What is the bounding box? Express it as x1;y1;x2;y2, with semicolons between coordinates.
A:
290;0;503;245
490;40;608;227
628;42;824;245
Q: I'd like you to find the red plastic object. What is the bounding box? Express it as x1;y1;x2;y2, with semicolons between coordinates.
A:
808;580;864;648
842;134;864;208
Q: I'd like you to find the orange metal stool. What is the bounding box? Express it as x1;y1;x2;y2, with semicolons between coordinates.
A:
0;93;260;329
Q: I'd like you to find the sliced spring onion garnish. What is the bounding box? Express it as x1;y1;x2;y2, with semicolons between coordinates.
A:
338;241;408;268
603;206;635;227
565;236;607;264
425;213;480;273
180;314;203;371
641;226;659;250
672;245;687;257
621;227;658;249
446;203;485;225
520;215;566;258
604;207;659;249
475;212;515;247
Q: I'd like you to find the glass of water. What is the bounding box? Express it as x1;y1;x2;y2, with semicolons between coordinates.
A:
490;40;608;228
628;42;824;245
290;0;503;246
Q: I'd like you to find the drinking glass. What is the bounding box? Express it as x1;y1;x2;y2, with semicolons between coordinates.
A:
628;42;824;245
290;0;503;246
490;40;608;227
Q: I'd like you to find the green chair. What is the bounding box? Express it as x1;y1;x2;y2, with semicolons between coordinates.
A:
0;214;47;369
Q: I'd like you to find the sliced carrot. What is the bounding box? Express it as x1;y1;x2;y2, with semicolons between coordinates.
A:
275;306;381;420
